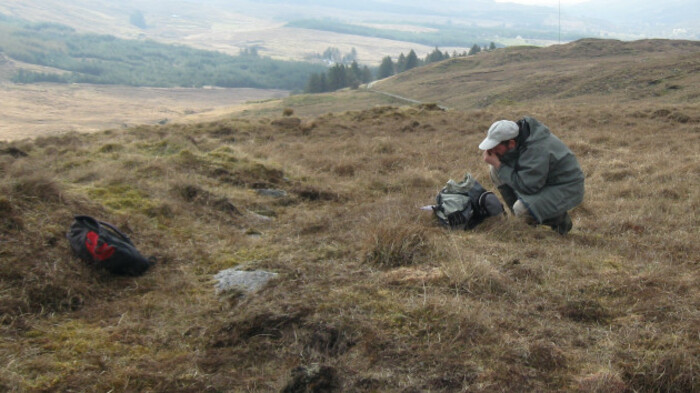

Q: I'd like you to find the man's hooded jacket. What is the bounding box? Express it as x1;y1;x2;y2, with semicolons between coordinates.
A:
496;117;584;222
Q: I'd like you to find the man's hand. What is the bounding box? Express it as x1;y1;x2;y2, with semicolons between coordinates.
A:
483;150;501;169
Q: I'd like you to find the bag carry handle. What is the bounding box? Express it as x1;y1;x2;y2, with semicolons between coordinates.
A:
73;215;134;245
98;220;134;245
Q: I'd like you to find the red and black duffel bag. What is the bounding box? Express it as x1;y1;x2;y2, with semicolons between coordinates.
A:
67;215;154;276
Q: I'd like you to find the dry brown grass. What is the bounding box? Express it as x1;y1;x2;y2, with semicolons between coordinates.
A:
374;39;700;111
1;40;699;392
0;83;289;142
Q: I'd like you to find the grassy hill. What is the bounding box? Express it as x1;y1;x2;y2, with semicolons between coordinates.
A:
0;39;698;392
228;38;699;119
372;38;700;110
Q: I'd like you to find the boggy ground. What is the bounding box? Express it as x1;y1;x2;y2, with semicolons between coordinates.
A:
0;95;697;392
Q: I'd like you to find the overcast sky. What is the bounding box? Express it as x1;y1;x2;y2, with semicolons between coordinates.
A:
494;0;588;5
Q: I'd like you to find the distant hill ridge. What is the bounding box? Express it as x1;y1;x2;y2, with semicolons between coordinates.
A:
491;39;700;62
372;39;700;111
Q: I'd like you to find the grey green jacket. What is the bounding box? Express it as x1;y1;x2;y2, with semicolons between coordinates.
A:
496;117;584;222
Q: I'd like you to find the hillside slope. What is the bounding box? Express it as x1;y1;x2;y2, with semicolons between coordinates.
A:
0;0;445;64
0;39;698;392
372;39;700;110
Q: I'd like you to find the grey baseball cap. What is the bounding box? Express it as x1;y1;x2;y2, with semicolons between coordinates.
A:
478;120;519;150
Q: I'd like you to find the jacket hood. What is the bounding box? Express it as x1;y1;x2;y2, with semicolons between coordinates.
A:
519;117;551;144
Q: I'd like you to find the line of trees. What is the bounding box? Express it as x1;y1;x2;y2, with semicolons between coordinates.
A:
378;43;496;79
306;61;373;93
307;47;358;65
306;43;497;93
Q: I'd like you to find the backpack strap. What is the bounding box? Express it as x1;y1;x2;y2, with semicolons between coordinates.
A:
73;215;134;245
97;220;134;245
478;191;505;218
73;215;100;231
477;191;493;215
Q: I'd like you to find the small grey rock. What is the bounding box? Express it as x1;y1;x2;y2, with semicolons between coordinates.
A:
256;188;287;198
214;269;278;293
248;211;274;222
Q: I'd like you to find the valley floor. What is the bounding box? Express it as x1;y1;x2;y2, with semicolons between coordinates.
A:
0;83;288;141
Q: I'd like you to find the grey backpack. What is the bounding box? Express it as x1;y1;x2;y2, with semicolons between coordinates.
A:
433;173;504;229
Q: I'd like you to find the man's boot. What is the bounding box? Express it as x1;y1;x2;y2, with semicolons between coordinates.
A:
543;212;573;235
497;185;518;214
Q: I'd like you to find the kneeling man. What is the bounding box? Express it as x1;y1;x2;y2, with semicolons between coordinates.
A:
479;117;584;234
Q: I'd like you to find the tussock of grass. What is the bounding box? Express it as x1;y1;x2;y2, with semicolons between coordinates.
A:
171;182;240;215
290;183;343;202
617;346;699;393
7;168;64;203
0;207;95;324
560;299;612;324
362;220;431;268
0;197;23;231
441;255;512;298
576;372;628;393
87;183;154;212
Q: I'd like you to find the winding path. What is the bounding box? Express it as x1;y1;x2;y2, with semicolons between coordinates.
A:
366;80;449;111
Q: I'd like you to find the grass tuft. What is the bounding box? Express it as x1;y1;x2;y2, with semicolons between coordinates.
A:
560;299;613;324
291;184;342;202
576;372;628;393
11;173;64;203
363;221;430;268
620;349;699;393
86;183;153;212
0;197;23;231
97;143;123;153
442;255;512;297
528;340;568;371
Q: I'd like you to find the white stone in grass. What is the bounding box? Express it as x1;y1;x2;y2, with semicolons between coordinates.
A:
255;188;287;198
214;269;278;294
